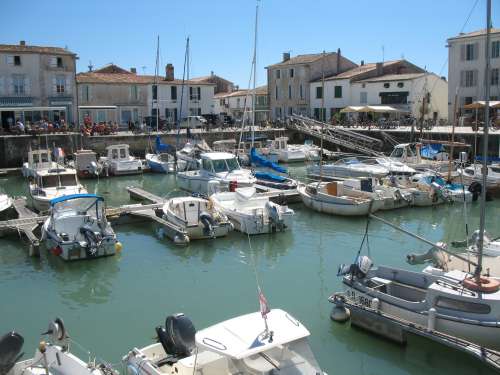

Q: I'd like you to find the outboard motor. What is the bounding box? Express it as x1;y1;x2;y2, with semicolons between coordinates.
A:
80;226;102;257
468;181;483;202
0;331;24;374
338;255;373;279
199;211;216;238
265;201;284;232
406;242;448;270
156;314;196;365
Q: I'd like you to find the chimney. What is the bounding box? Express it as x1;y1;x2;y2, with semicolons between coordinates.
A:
165;63;174;81
360;60;364;66
210;70;214;77
20;40;26;46
130;67;137;74
282;52;290;62
376;62;383;76
336;48;341;73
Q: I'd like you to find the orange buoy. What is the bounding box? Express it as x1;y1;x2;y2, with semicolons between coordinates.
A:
463;276;500;293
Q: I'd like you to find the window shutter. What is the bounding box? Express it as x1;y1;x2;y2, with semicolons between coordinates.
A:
460;71;465;87
65;76;71;92
6;55;14;65
24;77;31;95
460;45;465;61
473;70;478;86
0;76;3;95
474;43;479;60
52;76;57;93
9;77;14;94
197;87;201;99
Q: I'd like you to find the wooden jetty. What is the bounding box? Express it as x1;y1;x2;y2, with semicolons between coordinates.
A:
331;294;500;372
0;198;46;256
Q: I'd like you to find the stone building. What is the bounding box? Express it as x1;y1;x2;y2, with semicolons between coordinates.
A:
447;28;500;120
0;41;77;130
266;50;357;120
213;85;269;124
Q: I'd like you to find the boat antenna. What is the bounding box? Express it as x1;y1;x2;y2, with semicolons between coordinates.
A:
475;0;492;278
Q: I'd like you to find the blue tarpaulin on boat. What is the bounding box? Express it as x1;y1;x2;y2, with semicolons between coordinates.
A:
254;171;287;182
155;136;174;153
250;148;287;173
420;144;444;159
476;155;500;163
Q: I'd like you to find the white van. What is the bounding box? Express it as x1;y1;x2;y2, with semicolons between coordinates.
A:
179;116;207;129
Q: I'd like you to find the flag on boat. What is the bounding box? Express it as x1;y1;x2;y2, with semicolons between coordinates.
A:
53;147;65;159
258;287;270;318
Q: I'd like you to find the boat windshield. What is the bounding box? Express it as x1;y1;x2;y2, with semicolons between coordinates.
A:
53;197;103;219
230;338;322;374
41;174;77;188
212;157;240;173
390;147;405;158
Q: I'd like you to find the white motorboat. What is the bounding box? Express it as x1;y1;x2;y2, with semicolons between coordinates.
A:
336;255;500;350
73;149;102;178
458;163;500;192
163;196;233;240
29;165;87;213
22;148;64;178
383;174;447;207
210;187;294;234
177;152;256;194
41;194;119;261
308;157;390;180
302;139;321;161
99;144;142;175
176;140;211;171
3;318;117;375
298;181;384;216
407;172;472;203
146;153;176;174
123;310;325;375
390;143;451;172
0;193;13;218
267;136;307;162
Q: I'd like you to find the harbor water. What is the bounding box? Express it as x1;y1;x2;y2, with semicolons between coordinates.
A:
0;165;498;375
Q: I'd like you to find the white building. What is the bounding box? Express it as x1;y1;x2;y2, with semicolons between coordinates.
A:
0;41;77;130
447;28;500;120
309;60;448;122
213;85;269;124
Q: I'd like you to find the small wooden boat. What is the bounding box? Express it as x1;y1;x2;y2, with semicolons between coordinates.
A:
163;196;233;240
298;181;383;216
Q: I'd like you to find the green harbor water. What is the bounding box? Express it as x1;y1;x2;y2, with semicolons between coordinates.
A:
1;165;499;375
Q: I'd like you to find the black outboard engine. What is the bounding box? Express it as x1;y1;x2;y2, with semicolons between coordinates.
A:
0;331;24;374
80;227;102;257
199;212;216;238
468;181;482;201
156;314;196;365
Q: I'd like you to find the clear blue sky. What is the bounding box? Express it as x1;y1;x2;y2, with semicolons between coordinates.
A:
1;0;498;87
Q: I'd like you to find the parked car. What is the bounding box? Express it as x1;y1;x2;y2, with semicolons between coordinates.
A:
179;116;207;128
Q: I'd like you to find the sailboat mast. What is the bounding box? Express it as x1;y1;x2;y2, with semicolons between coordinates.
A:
476;0;492;277
187;37;191;131
155;35;160;133
319;50;325;181
251;2;259;148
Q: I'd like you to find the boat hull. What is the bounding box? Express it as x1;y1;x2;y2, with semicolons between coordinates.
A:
177;173;254;194
43;230;117;261
344;284;500;350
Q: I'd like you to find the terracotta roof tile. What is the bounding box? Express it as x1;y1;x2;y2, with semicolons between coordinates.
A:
76;72;216;85
448;28;500;41
312;60;402;82
0;43;76;56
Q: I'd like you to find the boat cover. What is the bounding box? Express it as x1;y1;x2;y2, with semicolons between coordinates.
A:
254;171;287;182
420;143;443;159
250;148;287;173
155;136;174;153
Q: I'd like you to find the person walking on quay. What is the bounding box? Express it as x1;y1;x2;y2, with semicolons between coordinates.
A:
15;118;25;134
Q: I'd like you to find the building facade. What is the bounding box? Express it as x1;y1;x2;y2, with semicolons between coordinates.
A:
309;60;447;122
0;41;77;130
76;64;215;127
447;28;500;120
266;50;357;120
213;85;269;124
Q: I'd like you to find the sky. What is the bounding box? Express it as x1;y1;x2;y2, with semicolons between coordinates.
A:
1;0;499;87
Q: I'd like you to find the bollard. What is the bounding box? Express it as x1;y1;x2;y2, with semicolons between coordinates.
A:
427;308;436;331
372;298;380;312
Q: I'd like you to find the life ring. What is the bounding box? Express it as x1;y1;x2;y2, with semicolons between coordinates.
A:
463;276;500;293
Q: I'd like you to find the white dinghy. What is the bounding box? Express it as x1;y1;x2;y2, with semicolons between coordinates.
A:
298;181;384;216
163;196;233;240
3;318;117;375
123;310;325;375
0;194;13;219
210;186;294;235
42;194;119;261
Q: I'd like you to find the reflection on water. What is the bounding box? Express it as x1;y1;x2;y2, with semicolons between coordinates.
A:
1;167;500;374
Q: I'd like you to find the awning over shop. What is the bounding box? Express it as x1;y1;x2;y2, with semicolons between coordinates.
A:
0;106;67;111
463;100;500;109
340;105;403;113
78;106;118;109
